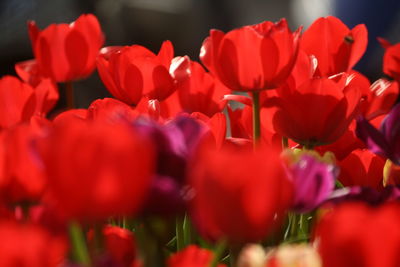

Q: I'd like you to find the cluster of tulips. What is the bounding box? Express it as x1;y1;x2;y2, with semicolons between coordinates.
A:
2;12;400;267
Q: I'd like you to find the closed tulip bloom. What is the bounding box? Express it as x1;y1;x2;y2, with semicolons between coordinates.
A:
315;202;400;267
189;144;293;244
97;41;185;105
200;19;301;91
28;14;104;82
40;118;155;221
87;225;137;267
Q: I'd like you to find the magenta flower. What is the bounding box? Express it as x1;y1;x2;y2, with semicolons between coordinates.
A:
287;154;336;213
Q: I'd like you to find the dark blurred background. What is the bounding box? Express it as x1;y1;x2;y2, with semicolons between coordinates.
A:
1;0;400;108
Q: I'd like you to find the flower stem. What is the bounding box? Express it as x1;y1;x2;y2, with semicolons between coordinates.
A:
68;221;91;266
209;240;227;267
183;213;192;246
176;216;185;251
65;81;75;109
252;91;261;148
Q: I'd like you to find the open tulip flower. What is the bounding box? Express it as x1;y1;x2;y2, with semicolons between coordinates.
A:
301;16;368;77
269;73;362;147
26;14;104;83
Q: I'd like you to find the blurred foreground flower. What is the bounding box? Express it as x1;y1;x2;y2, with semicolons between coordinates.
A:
189;143;293;244
265;244;321;267
40;117;155;221
315;202;400;267
0;220;67;267
167;245;226;267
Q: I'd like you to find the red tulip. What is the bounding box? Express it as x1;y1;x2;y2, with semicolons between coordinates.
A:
0;76;35;129
227;104;283;147
28;14;104;82
40;118;155;221
315;202;400;267
86;98;138;123
97;41;186;105
189;143;293;244
173;58;229;117
200;19;301;91
270;73;361;147
167;245;226;267
353;72;399;120
0;121;49;204
381;40;400;83
338;148;385;191
190;112;227;149
317;120;364;161
301;16;368;77
0;220;67;267
0;75;58;129
87;225;137;267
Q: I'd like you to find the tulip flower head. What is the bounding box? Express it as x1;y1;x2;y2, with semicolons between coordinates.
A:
189;143;293;243
28;14;104;83
200;19;301;91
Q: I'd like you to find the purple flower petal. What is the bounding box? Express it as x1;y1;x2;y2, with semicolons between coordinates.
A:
355;115;389;157
288;155;336;213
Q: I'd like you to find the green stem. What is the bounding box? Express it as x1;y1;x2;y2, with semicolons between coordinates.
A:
209;240;227;267
252;91;261;148
68;221;91;266
289;213;298;238
183;214;192;246
176;216;185;251
335;179;345;188
65;81;75;109
134;220;165;267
